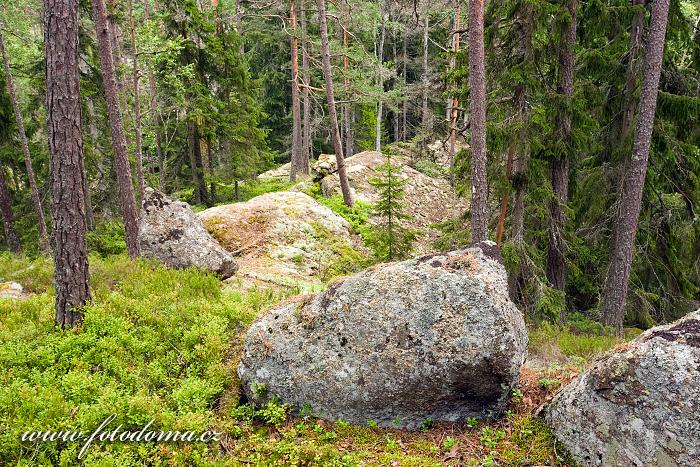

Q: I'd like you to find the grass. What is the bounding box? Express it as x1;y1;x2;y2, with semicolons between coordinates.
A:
0;254;593;466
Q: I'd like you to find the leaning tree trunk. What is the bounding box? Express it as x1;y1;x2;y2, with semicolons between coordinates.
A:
0;29;50;252
602;0;671;336
127;0;145;202
546;0;577;296
93;0;140;258
0;167;21;253
45;0;91;327
290;0;303;181
468;0;488;242
301;1;312;170
317;0;353;207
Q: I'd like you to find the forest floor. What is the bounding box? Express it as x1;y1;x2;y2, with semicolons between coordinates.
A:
0;252;631;466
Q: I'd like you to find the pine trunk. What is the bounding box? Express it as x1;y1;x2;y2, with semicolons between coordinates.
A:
401;28;407;141
421;16;430;130
620;0;646;142
189;123;210;206
317;0;354;207
93;0;141;257
301;1;312;171
0;30;50;252
0;167;21;253
375;6;386;152
45;0;91;327
546;0;577;295
448;1;461;165
127;0;146;202
602;0;671;336
468;0;488;242
144;0;166;192
343;25;354;158
290;0;303;181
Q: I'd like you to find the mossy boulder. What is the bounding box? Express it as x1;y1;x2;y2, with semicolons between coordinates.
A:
545;309;700;466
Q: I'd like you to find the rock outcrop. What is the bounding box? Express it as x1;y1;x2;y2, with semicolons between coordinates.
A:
319;151;468;253
139;188;238;278
239;244;527;429
545;309;700;466
199;191;364;289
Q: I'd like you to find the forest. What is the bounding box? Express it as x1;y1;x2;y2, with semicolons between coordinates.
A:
0;0;698;465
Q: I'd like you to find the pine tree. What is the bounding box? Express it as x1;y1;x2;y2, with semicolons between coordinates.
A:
367;153;417;261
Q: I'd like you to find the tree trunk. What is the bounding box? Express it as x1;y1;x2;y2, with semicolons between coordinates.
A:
127;0;146;202
468;0;488;242
402;27;408;141
342;25;354;158
301;1;311;171
0;167;21;253
93;0;140;257
546;0;577;295
144;0;166;192
392;34;399;142
375;6;386;152
421;15;430;131
448;1;461;167
189;122;210;205
620;0;646;142
317;0;353;206
0;29;50;252
602;0;670;336
290;0;303;181
45;0;91;327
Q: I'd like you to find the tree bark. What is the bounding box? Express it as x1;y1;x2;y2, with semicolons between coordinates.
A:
375;5;386;152
448;1;461;165
602;0;670;336
401;27;408;141
468;0;488;242
188;122;209;205
421;15;430;131
317;0;353;206
546;0;577;295
45;0;91;327
301;0;312;171
127;0;146;202
0;167;21;253
144;0;166;192
93;0;141;257
620;0;646;142
290;0;303;181
342;24;354;158
0;29;50;252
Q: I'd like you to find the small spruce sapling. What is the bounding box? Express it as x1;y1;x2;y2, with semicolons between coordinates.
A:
366;152;418;261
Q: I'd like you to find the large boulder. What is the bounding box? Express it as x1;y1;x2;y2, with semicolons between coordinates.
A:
238;244;528;429
545;310;700;466
319;151;468;253
199;191;364;289
139;188;238;278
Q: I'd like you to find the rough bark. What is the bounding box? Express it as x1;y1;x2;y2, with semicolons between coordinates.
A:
0;167;21;253
127;0;145;201
317;0;353;206
421;15;430;130
301;1;311;171
93;0;141;257
546;0;577;296
45;0;90;327
290;0;303;181
375;5;386;152
602;0;671;336
448;1;461;165
620;0;646;142
468;0;488;242
0;29;50;251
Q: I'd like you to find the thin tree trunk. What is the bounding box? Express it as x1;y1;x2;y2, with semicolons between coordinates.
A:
45;0;90;327
421;15;430;131
496;142;515;246
127;0;145;202
375;5;386;152
602;0;670;336
469;0;488;242
93;0;140;257
290;0;303;181
317;0;353;206
144;0;166;192
301;0;311;171
343;25;353;158
449;1;461;172
189;122;210;205
0;29;50;251
402;27;407;141
546;0;577;295
0;167;21;253
620;0;646;142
